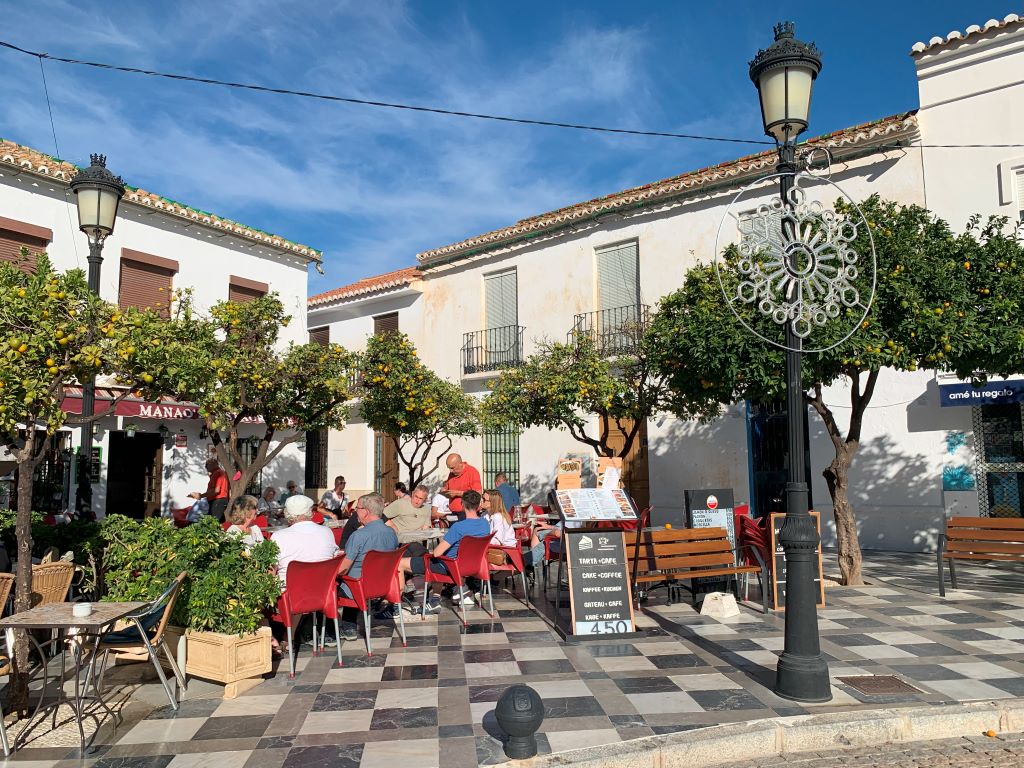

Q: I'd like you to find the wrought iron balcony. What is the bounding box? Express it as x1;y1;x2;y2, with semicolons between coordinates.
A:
569;304;649;357
462;325;525;375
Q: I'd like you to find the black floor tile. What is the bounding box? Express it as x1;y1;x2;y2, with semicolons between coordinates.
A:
465;648;516;663
987;677;1024;696
469;684;508;702
609;714;648;728
687;689;768;711
380;663;438;681
464;622;504;634
585;644;640;658
193;714;274;740
281;744;363;768
506;631;556;643
369;706;438;729
613;676;681;694
936;629;994;641
93;757;176;768
145;699;222;720
649;653;707;669
899;643;960;657
543;696;604;718
650;724;706;735
311;690;378;711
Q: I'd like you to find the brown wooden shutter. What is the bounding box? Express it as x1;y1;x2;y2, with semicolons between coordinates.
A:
228;275;268;304
309;326;330;346
373;312;399;336
0;216;52;272
119;258;175;317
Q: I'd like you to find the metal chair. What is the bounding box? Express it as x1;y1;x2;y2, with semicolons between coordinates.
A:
95;572;188;710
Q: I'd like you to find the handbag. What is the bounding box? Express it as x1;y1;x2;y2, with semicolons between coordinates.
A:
486;548;508;566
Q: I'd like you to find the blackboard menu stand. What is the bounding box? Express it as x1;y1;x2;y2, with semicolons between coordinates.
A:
547;489;642;642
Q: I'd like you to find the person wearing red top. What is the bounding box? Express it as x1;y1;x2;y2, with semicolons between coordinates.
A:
441;453;482;520
190;459;230;522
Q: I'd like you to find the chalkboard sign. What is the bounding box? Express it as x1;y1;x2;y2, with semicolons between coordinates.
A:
769;511;825;610
685;489;737;552
565;529;636;636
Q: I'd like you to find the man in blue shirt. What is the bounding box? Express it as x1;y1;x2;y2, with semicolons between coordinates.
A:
337;493;398;638
402;489;489;614
494;472;521;511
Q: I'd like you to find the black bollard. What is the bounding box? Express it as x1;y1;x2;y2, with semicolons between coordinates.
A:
494;684;545;759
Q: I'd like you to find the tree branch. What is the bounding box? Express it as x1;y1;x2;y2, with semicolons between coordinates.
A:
808;383;844;454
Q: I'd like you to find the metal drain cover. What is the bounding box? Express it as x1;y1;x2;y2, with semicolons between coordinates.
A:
837;675;922;695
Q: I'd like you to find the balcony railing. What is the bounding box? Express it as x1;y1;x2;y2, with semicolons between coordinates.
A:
569;304;649;357
463;325;525;375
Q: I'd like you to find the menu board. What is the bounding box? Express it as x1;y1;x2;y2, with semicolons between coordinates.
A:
686;488;736;591
769;511;825;610
565;529;635;636
554;488;638;522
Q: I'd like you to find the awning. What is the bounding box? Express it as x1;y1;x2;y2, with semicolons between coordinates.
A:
61;386;203;419
939;379;1024;407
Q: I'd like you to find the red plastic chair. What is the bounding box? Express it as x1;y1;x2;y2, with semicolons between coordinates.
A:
337;545;409;658
487;543;529;606
271;555;344;677
421;535;493;627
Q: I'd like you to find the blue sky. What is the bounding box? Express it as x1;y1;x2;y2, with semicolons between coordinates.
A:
1;1;1016;296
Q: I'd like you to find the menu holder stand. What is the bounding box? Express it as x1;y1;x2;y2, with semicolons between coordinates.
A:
547;488;641;641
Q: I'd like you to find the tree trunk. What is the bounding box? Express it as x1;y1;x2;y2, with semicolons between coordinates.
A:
822;446;864;586
6;449;37;716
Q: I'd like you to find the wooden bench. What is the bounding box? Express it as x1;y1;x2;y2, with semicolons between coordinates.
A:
628;526;769;613
937;516;1024;596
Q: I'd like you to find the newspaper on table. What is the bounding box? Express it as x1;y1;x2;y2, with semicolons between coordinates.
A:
553;488;637;522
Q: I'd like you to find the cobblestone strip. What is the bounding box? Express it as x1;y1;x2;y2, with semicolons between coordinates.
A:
717;733;1024;768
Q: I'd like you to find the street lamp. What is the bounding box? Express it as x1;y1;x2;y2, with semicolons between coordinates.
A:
70;154;126;516
749;22;831;703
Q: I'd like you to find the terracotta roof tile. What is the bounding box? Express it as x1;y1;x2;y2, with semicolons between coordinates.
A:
0;139;322;262
416;111;920;265
308;266;422;307
911;13;1021;55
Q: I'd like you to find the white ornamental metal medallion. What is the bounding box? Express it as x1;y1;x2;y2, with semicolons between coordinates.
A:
714;167;876;354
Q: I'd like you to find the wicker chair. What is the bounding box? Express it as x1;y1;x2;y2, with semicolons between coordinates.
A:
0;572;14;618
30;562;75;607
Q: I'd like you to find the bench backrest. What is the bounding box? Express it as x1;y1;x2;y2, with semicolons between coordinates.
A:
629;527;733;574
946;516;1024;552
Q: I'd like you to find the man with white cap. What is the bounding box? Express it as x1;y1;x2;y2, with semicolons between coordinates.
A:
272;494;340;587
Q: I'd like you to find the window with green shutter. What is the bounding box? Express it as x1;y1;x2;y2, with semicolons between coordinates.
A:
597;242;639;312
485;269;517;329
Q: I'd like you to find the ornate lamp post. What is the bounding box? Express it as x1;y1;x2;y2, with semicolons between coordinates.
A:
749;22;831;702
69;154;125;516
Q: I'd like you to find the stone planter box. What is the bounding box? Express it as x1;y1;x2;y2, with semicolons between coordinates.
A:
164;625;271;698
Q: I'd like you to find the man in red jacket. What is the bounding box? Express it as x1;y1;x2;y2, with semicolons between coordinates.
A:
190;459;230;522
441;453;482;521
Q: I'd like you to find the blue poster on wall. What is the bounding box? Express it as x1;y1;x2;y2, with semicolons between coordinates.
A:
939;380;1024;407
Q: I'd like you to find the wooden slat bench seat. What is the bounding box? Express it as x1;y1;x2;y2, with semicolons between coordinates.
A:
937;516;1024;596
628;526;769;613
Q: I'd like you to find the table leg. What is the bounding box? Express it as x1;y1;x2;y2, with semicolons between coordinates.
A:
10;632;56;752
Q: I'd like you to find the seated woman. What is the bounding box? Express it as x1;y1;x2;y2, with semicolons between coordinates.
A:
483;489;516;545
257;486;282;519
225;495;265;547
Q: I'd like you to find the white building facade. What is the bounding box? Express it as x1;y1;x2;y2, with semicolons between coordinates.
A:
310;13;1024;551
0;142;320;518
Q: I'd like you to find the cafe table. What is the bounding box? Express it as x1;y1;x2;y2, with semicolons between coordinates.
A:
0;601;146;753
396;528;445;545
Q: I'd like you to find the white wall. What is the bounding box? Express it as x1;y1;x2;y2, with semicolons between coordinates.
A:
0;168;314;516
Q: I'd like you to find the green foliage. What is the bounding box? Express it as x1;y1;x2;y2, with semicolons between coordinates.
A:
100;514;280;635
483;331;709;458
359;332;478;487
159;293;357;496
0;510;101;566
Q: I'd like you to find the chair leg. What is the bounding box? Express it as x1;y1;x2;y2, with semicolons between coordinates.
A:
159;639;187;696
286;625;295;679
333;616;342;668
0;702;8;757
138;631;178;710
363;609;373;656
421;586;428;622
487;578;495;617
311;614;319;656
458;586;468;628
521;570;529;607
937;553;946;597
397;602;408;648
949;558;958;591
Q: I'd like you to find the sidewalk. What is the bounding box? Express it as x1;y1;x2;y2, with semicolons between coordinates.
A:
4;551;1023;768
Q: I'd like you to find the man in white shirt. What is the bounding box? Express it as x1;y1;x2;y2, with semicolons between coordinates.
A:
318;475;348;520
431;491;450;523
272;494;339;586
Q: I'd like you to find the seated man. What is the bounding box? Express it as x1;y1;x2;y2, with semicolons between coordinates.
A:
400;489;490;614
271;494;340;587
384;485;431;535
337;493;399;637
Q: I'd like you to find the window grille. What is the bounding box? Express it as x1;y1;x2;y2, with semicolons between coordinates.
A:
972;403;1024;517
482;428;520;489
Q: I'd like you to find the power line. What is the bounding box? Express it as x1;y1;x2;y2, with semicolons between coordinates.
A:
37;56;82;269
0;40;772;146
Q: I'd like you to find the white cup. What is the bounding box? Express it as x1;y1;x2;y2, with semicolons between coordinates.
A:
72;602;93;618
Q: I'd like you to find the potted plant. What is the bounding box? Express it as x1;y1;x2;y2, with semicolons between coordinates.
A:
100;515;280;696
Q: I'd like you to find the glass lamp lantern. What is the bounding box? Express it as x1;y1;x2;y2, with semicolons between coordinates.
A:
749;22;822;145
69;154;126;243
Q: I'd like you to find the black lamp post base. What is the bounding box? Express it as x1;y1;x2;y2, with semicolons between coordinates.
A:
774;650;832;702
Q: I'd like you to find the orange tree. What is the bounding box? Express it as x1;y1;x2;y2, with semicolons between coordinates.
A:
162;293;358;500
358;332;478;489
650;197;982;585
0;252;178;713
482;331;710;460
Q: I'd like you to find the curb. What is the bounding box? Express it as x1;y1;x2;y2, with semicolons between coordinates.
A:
494;699;1024;768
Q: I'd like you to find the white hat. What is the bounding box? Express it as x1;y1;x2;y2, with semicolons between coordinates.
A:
284;494;314;520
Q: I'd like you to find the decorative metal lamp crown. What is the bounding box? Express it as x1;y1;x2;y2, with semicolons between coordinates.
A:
749;21;822;144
